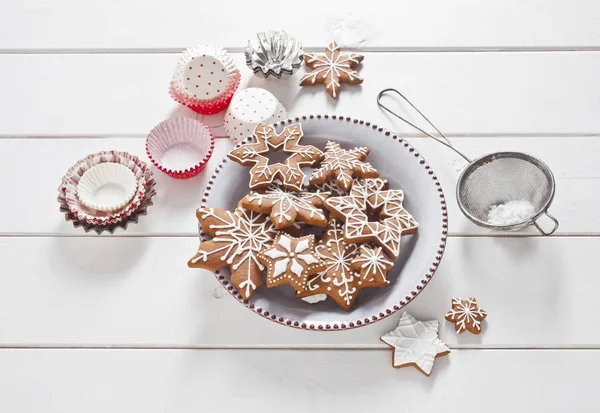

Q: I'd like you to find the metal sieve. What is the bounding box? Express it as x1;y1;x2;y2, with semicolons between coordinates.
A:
377;88;559;235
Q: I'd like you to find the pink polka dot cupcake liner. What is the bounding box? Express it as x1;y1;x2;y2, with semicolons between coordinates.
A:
58;151;156;233
169;44;241;115
146;117;215;179
223;88;287;142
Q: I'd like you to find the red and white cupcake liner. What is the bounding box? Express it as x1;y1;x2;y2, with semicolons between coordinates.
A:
169;44;241;115
224;87;287;142
146;117;215;179
58;151;156;233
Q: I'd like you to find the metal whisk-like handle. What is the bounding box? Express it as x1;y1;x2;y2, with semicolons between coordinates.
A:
377;88;559;235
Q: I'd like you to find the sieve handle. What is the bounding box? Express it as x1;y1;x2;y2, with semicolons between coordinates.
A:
533;211;559;236
377;88;471;162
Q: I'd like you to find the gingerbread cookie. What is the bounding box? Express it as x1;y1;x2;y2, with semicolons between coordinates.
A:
228;123;323;191
445;297;487;334
309;141;379;192
299;42;363;99
351;245;394;285
325;178;418;259
188;207;278;299
297;219;390;310
381;312;451;376
240;183;329;230
258;233;324;292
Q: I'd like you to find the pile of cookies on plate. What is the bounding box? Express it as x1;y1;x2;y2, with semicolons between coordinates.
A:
188;123;419;311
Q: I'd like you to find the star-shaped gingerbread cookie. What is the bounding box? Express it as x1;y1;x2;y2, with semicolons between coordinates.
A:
240;183;330;230
297;219;392;311
188;207;278;300
257;233;324;292
350;245;394;285
228;123;323;191
381;312;450;376
445;297;488;334
299;42;364;99
309;141;379;191
325;178;418;259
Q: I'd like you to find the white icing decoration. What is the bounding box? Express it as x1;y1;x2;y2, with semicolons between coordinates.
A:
381;312;450;376
244;183;329;227
290;259;304;277
445;297;487;334
299;42;363;98
309;141;378;191
295;238;309;254
351;246;393;284
301;219;359;307
191;207;278;298
325;178;418;259
263;249;287;260
296;254;319;265
260;234;321;288
278;234;292;251
272;258;290;278
228;123;323;192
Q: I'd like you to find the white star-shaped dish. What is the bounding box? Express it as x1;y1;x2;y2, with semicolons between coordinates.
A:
380;312;450;376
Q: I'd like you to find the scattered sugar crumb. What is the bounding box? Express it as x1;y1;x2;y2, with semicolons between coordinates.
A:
325;11;374;49
487;200;535;226
448;156;468;172
212;286;227;299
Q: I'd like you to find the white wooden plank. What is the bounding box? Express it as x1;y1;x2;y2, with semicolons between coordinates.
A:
0;349;596;412
0;236;597;347
2;1;600;50
1;52;600;136
2;136;596;236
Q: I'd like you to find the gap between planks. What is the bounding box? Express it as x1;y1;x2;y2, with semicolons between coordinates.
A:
3;133;600;139
1;234;599;239
4;47;600;55
0;345;599;350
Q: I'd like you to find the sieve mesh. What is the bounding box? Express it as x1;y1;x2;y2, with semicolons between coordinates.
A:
457;153;552;224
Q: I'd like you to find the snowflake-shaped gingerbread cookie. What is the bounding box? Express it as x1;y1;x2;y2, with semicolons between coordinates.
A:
228;123;323;191
299;42;364;99
325;178;419;259
445;297;488;334
258;233;325;292
297;219;393;311
240;183;330;230
381;312;451;376
309;141;379;192
187;207;278;299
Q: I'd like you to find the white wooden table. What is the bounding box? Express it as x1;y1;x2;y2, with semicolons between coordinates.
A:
1;1;599;411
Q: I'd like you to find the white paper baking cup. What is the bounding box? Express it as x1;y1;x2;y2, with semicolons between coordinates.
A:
146;117;215;179
77;163;138;212
169;44;241;114
223;88;287;142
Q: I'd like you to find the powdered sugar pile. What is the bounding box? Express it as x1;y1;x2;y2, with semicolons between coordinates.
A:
325;12;374;49
487;200;536;226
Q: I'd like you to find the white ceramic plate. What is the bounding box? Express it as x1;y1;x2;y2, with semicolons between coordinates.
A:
199;115;447;331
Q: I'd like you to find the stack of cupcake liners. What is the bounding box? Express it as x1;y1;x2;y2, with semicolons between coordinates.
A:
58;150;156;234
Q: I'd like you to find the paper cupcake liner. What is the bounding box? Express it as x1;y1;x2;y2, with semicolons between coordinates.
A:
59;151;155;227
146;117;215;179
77;163;138;212
245;31;303;79
169;44;241;115
58;173;156;234
223;88;287;142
